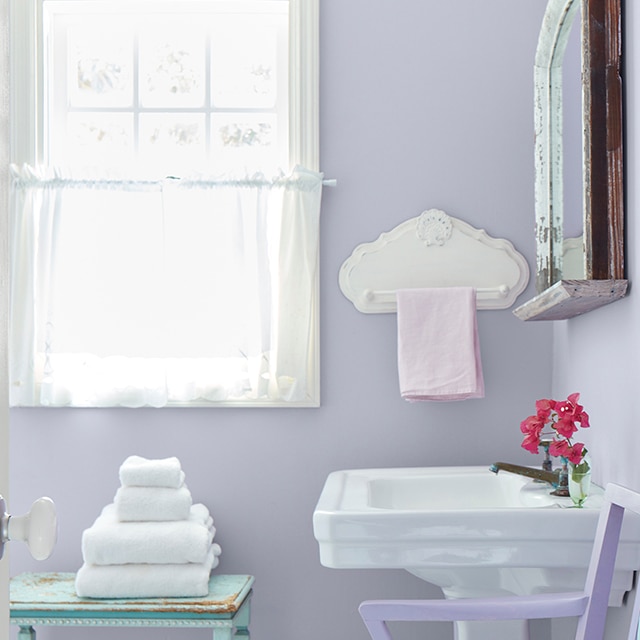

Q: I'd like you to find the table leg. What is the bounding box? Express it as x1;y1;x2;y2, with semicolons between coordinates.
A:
18;626;36;640
233;596;251;638
211;626;234;640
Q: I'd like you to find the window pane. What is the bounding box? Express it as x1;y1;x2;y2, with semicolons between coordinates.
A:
46;1;291;173
62;113;134;170
211;114;279;174
139;114;206;175
211;17;279;109
67;22;133;108
139;20;206;108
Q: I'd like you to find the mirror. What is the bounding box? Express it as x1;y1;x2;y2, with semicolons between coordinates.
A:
513;0;627;321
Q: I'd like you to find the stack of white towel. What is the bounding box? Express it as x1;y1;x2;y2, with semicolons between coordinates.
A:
75;456;221;598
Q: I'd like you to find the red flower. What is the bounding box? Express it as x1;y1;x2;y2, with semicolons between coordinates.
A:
548;439;570;458
520;415;544;436
566;442;586;465
554;417;578;439
535;398;555;421
519;393;589;464
556;392;590;428
521;432;542;454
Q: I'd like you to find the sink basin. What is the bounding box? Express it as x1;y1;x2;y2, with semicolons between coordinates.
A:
313;466;640;640
366;467;566;510
313;466;616;572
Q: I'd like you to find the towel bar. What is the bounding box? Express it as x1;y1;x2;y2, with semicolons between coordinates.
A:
339;210;529;313
363;285;511;303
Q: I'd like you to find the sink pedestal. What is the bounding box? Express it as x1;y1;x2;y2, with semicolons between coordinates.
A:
408;565;634;640
409;568;531;640
449;619;528;640
441;590;529;640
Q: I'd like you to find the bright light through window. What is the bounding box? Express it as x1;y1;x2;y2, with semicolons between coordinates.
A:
9;0;321;408
44;1;289;178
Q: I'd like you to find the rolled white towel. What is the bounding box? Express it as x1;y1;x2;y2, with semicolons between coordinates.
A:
114;484;193;522
75;545;221;599
191;502;214;529
82;503;215;565
119;455;185;488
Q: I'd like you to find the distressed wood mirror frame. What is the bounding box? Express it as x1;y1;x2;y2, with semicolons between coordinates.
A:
514;0;627;321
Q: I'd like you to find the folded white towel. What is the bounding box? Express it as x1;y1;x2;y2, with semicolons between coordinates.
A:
82;503;215;565
119;455;185;488
191;502;214;529
114;484;193;522
396;287;485;401
75;546;221;599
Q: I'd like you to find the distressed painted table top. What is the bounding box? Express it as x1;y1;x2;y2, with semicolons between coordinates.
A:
10;572;254;619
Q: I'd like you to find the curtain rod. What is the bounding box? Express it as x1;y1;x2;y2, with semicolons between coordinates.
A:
11;167;337;189
12;175;337;190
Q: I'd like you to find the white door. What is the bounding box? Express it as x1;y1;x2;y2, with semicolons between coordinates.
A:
0;2;59;632
0;0;9;629
0;0;60;634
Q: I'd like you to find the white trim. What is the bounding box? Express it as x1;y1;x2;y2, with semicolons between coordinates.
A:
289;0;319;170
13;0;322;171
10;0;40;164
289;0;320;404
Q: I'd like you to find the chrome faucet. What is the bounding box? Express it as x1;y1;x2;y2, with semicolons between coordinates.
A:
489;462;560;486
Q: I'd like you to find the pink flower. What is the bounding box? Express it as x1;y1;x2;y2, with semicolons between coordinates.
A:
566;442;586;465
572;395;590;428
521;432;541;454
554;417;578;439
556;393;590;427
555;400;572;418
549;439;570;458
535;398;555;420
520;393;589;465
520;415;544;437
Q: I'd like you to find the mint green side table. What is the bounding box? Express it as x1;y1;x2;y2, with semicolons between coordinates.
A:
10;572;254;640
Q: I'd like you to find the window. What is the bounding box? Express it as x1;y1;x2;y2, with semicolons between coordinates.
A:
44;1;290;177
9;0;321;408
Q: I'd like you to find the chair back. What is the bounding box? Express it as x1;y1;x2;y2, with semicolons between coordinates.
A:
577;483;640;640
358;483;640;640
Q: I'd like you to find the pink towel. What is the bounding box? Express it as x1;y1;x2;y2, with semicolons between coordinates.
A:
396;287;484;401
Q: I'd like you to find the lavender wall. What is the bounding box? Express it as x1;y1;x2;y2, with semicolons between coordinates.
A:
9;2;553;639
553;2;640;493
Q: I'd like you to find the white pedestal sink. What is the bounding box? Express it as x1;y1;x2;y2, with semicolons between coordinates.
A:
312;466;640;640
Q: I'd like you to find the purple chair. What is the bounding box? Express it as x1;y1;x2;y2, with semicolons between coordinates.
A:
359;483;640;640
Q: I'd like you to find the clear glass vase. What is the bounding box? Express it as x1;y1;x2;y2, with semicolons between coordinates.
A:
569;454;592;508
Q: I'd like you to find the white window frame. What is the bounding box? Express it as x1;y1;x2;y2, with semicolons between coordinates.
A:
11;0;319;169
9;0;321;408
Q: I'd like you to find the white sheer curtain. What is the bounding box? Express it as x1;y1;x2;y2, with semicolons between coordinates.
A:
10;165;322;407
